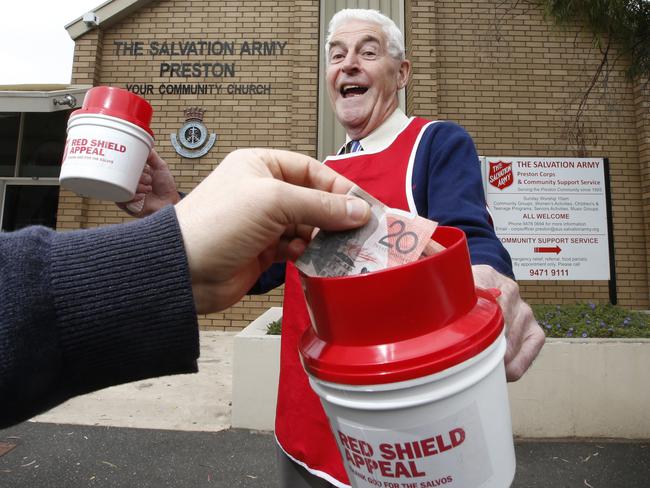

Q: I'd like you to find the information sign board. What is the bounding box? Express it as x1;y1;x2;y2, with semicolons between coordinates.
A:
482;157;610;281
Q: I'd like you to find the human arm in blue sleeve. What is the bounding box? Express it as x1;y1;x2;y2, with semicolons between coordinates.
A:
413;123;545;382
0;207;199;428
247;262;287;294
412;121;514;279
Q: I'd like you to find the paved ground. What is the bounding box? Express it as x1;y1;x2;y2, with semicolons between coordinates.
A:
1;423;648;487
0;422;276;488
1;332;648;487
29;332;234;432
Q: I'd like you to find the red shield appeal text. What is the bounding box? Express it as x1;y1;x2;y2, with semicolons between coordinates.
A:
338;428;466;479
68;138;127;157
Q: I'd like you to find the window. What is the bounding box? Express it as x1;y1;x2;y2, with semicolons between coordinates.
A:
0;113;20;177
20;111;69;178
0;110;70;231
1;183;60;231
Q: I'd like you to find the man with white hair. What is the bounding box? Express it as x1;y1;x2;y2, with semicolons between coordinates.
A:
122;9;544;488
267;9;544;487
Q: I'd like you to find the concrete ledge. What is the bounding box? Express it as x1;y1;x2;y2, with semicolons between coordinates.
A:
231;307;281;430
32;331;234;431
509;338;650;439
231;311;650;439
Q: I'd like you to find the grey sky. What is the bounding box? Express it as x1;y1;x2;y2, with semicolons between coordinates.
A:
0;0;101;84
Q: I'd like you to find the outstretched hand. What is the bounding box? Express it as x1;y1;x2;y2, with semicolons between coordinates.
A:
174;148;371;314
472;264;545;381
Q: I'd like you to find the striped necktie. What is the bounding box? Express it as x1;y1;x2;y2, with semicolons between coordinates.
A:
345;140;363;154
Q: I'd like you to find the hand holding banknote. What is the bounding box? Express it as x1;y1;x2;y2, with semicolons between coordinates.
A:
296;186;443;277
175;149;371;313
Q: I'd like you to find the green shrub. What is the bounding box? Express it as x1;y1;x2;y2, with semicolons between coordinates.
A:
264;304;650;338
532;303;650;338
266;318;282;335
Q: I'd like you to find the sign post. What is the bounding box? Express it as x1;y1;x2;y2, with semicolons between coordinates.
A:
483;157;613;297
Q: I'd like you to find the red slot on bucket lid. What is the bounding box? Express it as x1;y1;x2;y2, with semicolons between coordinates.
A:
72;86;154;137
299;226;504;385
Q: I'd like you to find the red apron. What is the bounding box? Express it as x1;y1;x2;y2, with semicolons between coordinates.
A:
275;117;432;486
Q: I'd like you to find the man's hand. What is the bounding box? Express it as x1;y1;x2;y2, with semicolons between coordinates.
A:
117;149;180;217
174;148;371;314
472;264;545;381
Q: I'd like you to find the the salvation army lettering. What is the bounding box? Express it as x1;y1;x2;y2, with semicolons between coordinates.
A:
114;40;288;58
114;39;288;96
483;157;610;281
333;404;492;488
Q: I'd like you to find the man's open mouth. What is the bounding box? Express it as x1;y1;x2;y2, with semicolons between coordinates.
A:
340;85;368;98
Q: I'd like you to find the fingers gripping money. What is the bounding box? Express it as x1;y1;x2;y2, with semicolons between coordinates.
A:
296;186;443;277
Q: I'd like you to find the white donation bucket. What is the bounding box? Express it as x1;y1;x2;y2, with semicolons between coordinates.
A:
299;226;516;487
59;86;154;202
310;334;513;487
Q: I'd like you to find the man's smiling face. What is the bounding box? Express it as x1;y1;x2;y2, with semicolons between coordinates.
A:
326;19;410;140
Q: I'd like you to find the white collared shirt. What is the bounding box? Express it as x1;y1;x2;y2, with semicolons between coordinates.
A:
339;108;410;154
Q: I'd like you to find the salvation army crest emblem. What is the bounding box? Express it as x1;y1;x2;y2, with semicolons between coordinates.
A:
488;160;513;190
170;107;217;158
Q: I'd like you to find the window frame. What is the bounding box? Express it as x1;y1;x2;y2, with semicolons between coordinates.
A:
0;110;66;230
0;177;61;231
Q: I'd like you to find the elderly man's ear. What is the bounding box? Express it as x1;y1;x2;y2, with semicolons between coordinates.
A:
398;60;411;89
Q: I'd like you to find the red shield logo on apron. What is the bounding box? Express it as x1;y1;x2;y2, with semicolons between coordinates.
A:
488;160;513;190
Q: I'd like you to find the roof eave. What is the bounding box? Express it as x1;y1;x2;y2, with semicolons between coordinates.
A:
65;0;157;40
0;85;93;112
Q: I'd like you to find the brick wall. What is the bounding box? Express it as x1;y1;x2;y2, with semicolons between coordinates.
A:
62;0;649;331
410;0;648;308
635;81;650;301
58;29;106;232
406;0;438;117
62;0;317;330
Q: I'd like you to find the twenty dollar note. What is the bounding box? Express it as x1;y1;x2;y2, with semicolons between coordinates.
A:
295;186;438;277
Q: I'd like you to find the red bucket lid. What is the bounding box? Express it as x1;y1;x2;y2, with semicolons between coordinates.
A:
72;86;154;137
299;226;504;385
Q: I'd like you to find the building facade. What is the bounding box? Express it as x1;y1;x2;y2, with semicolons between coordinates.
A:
3;0;649;330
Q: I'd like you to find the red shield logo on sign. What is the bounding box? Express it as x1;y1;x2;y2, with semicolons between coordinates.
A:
488;160;513;190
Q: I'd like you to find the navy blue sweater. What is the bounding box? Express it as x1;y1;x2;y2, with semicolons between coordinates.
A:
251;121;513;294
0;206;199;428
